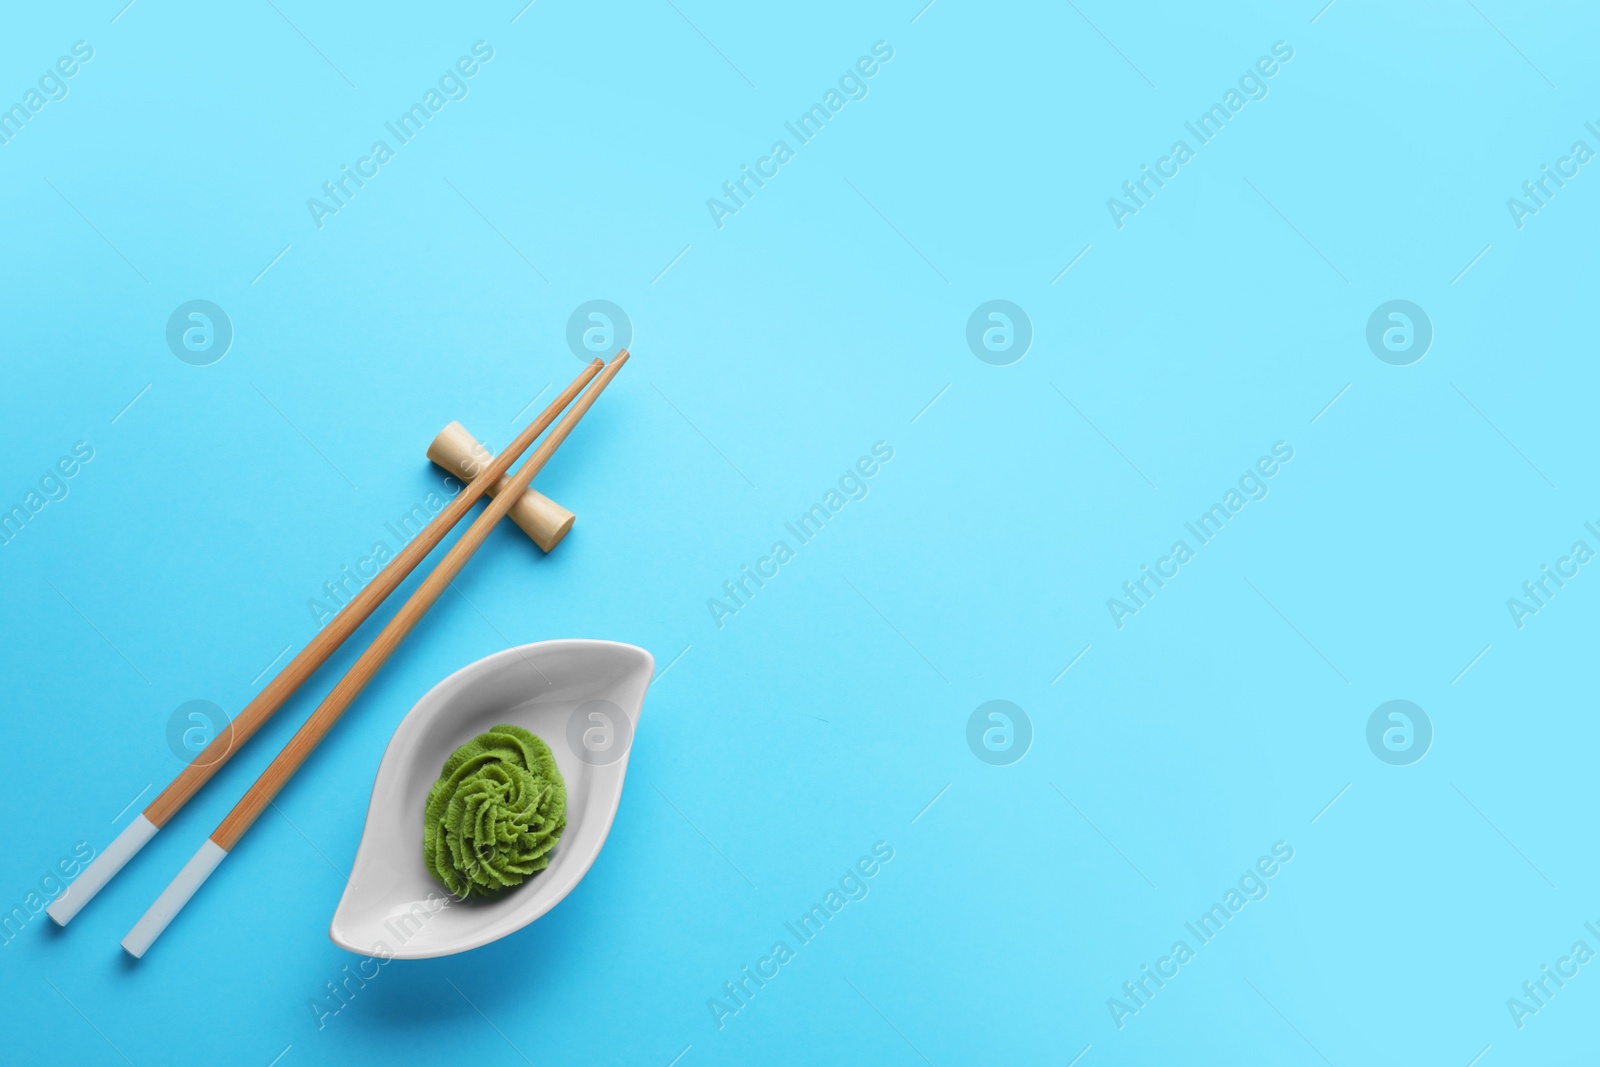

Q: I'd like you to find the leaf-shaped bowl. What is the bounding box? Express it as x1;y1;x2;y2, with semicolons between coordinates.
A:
330;639;652;958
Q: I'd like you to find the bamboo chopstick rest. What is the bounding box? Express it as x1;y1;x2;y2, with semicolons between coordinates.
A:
428;422;575;552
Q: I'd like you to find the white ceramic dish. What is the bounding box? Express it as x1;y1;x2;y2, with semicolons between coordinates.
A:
330;639;652;959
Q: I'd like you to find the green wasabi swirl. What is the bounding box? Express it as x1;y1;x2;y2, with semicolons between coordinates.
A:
423;724;567;898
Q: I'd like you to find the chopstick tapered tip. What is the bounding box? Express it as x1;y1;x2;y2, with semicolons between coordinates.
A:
121;839;228;958
46;815;160;927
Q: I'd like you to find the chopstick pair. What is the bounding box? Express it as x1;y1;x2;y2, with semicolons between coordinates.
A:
46;353;627;954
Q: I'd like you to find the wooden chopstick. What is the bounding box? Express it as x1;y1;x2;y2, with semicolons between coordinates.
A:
47;359;605;928
121;351;629;957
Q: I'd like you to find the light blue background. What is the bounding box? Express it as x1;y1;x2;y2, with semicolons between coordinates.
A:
2;1;1597;1064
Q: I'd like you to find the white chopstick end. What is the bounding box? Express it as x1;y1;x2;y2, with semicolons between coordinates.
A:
121;839;228;958
47;815;159;927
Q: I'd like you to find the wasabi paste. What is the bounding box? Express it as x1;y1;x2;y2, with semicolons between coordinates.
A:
423;724;567;898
